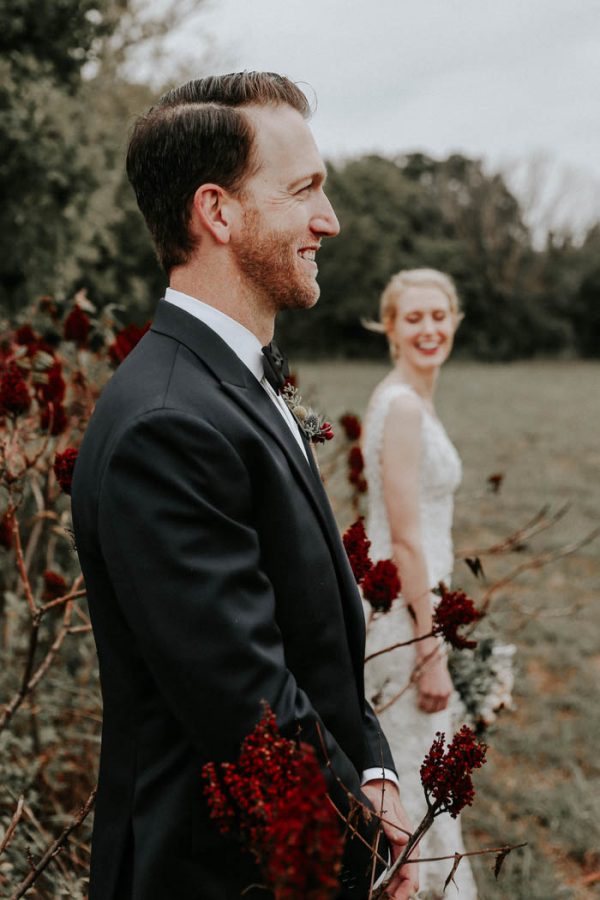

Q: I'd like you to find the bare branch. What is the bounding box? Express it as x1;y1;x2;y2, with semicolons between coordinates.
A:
8;788;97;900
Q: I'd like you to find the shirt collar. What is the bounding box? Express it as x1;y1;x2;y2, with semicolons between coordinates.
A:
164;287;264;383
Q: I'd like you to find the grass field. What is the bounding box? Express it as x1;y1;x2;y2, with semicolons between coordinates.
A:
298;360;600;900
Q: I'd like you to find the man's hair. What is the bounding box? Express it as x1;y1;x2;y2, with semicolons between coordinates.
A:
126;72;311;273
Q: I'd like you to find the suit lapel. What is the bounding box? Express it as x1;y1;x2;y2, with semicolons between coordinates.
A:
151;301;366;687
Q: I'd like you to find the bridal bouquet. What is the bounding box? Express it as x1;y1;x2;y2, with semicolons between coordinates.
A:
449;637;516;730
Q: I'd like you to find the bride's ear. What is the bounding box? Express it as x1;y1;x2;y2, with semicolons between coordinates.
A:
453;311;465;331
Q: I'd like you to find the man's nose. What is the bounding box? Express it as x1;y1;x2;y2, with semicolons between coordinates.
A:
312;191;340;237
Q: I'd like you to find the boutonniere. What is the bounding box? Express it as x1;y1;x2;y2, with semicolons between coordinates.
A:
281;383;334;444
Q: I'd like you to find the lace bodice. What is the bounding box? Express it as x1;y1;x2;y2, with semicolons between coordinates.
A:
363;380;462;585
362;379;477;898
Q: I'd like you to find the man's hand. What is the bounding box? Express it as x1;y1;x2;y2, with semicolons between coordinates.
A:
361;780;419;900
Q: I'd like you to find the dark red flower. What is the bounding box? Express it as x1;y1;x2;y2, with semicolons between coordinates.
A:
64;306;91;346
53;447;78;495
108;322;150;365
0;510;13;550
432;584;483;650
420;726;487;818
36;361;66;406
342;518;372;583
283;371;298;389
15;324;38;346
202;706;343;898
339;413;362;441
0;362;31;416
42;570;67;602
361;559;401;613
40;402;68;436
310;420;335;444
348;446;364;474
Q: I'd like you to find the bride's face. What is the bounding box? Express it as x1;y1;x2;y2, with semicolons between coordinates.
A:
390;285;457;371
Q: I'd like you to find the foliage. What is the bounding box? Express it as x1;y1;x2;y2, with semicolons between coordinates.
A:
276;153;600;361
0;0;205;316
0;293;147;896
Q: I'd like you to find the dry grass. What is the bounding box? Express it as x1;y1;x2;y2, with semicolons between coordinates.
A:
298;359;600;899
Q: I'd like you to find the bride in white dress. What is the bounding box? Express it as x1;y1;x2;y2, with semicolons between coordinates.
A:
362;269;478;899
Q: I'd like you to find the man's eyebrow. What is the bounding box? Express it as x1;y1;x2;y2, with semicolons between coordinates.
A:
288;169;327;190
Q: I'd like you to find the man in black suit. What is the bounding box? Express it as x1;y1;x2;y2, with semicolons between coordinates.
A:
72;72;417;899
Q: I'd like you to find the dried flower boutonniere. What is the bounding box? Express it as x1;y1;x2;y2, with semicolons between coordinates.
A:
281;383;334;445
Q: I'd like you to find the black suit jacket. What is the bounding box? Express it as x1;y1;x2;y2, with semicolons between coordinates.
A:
72;301;396;899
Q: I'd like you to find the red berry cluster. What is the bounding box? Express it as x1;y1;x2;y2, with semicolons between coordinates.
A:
53;448;78;495
64;306;91;346
432;584;483;649
202;706;343;899
109;322;151;365
339;412;368;496
342;518;372;583
339;413;361;442
42;570;67;602
342;518;401;613
0;362;31;416
312;419;335;444
347;446;367;494
362;560;401;613
420;726;488;818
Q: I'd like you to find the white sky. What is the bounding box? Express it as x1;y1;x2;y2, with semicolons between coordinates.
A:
154;0;600;232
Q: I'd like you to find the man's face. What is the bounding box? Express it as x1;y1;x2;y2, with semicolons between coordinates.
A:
231;104;340;312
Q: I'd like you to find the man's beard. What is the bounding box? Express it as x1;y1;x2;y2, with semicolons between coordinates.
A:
233;206;320;312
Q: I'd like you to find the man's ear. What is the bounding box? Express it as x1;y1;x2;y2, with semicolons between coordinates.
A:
190;184;239;245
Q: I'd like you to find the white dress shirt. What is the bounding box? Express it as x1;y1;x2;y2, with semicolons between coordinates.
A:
163;288;398;791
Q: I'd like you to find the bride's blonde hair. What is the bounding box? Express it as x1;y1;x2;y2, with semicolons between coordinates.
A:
363;268;462;344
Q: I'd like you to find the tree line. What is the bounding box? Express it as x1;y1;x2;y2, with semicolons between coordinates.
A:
2;0;599;360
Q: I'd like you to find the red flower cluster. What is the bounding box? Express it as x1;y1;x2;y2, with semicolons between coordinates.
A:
0;362;31;416
432;584;483;650
15;325;37;347
202;706;343;899
420;726;487;818
42;570;67;602
347;446;367;494
109;322;150;365
311;419;335;444
362;559;401;613
36;360;68;435
339;413;361;441
53;447;78;495
64;306;91;346
342;518;372;583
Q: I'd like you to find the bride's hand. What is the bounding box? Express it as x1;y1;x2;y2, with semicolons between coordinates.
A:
415;652;452;714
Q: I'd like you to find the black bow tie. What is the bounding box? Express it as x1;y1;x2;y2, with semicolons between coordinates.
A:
261;341;290;393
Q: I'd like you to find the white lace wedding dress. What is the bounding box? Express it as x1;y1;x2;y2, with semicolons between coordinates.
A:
363;379;478;899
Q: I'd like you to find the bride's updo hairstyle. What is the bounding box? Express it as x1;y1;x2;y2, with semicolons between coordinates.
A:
363;268;462;357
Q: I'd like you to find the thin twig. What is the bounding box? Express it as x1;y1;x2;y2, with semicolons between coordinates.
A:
456;503;569;559
374;646;442;716
478;526;600;615
365;631;433;664
12;513;36;617
0;796;25;858
8;788;97;900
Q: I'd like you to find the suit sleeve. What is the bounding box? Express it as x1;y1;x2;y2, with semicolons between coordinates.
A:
363;700;397;774
98;408;374;821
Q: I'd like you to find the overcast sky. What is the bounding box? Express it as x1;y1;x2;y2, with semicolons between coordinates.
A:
159;0;600;231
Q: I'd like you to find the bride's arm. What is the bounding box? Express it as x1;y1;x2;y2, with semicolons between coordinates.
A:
381;393;452;714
